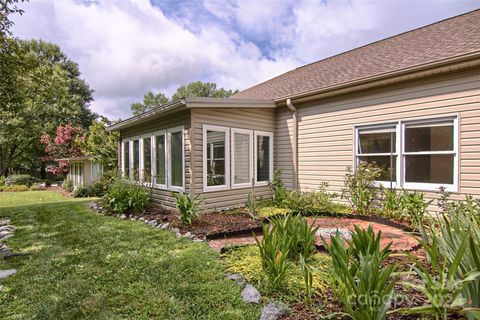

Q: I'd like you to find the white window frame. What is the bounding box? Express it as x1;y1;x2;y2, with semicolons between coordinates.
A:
254;130;274;186
130;137;141;181
354;115;458;192
140;134;153;186
203;124;230;192
121;138;131;179
152;130;167;190
354;123;400;189
401;117;458;192
231;128;254;189
167;126;185;192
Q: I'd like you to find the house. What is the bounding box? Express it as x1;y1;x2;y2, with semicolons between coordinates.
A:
61;156;103;188
109;10;480;211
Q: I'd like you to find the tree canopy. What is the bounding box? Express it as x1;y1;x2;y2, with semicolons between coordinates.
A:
81;118;119;171
130;81;237;116
0;38;96;175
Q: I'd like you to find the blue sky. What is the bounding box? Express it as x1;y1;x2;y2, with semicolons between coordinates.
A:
12;0;480;119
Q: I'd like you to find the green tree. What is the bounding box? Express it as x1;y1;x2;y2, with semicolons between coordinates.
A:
130;81;237;116
81;118;119;170
131;91;169;116
0;0;26;39
0;38;96;175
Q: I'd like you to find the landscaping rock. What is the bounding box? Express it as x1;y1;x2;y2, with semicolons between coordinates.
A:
316;228;352;241
0;219;11;226
260;302;288;320
242;284;261;304
147;221;158;227
160;222;169;229
0;234;13;241
119;214;127;219
171;228;179;234
0;226;14;232
0;269;16;279
182;232;193;239
226;273;246;287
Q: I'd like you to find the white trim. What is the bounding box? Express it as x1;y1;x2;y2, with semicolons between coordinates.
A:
231;128;254;189
167;126;185;192
203;124;230;192
152;130;167;190
254;130;274;186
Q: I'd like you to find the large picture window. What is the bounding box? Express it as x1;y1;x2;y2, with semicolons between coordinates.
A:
203;125;230;191
355;116;457;191
122;140;130;178
232;129;253;188
132;139;140;180
255;131;273;185
142;137;152;183
154;133;166;187
169;129;184;190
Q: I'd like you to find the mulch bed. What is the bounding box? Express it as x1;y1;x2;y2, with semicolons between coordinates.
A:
46;186;72;197
140;206;262;238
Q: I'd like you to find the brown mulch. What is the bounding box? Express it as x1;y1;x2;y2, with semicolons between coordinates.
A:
46;186;72;197
140;206;262;238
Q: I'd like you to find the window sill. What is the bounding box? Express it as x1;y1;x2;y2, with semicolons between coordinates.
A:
402;182;457;193
203;185;230;193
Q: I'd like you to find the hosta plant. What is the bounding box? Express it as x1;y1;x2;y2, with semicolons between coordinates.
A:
174;193;204;225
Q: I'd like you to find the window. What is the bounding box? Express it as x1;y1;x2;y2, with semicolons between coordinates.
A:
355;116;458;191
132;139;140;180
232;129;253;188
357;125;398;185
142;137;152;183
168;127;185;191
154;133;166;187
203;125;230;191
122;140;130;178
255;131;273;185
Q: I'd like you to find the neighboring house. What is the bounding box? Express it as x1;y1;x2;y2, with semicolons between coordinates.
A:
61;156;103;188
109;10;480;211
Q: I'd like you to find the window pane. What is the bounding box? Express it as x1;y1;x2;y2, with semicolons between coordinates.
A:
257;135;271;182
234;133;250;184
358;156;396;181
133;140;140;180
170;131;183;187
123;142;129;178
359;131;396;154
405;124;453;152
405;154;454;184
155;135;165;185
206;130;226;186
143;137;151;182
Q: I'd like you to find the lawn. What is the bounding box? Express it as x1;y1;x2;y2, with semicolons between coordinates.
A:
0;191;260;319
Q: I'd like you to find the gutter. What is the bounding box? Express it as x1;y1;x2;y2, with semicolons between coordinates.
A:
286;98;298;191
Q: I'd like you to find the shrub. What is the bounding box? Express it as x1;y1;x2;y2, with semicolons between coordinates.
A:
381;188;404;220
73;185;90;198
103;179;150;215
174;193;204;225
2;184;30;192
401;190;431;228
342;162;383;215
5;174;36;187
0;176;5;187
268;169;287;206
63;178;74;192
323;226;397;320
30;184;46;191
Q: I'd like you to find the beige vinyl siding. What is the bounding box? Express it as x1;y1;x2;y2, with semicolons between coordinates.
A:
192;108;275;210
291;68;480;209
275;107;295;190
120;110;191;209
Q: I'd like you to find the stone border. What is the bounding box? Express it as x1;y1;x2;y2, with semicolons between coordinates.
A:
0;218;18;286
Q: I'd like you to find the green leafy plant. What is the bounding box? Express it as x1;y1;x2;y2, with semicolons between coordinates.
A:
29;184;46;191
103;179;150;215
62;178;74;192
381;188;405;220
323;226;398;320
342;162;383;215
0;176;5;187
401;189;431;228
73;185;90;198
1;184;30;192
5;174;36;187
299;254;314;306
268;169;287;206
246;191;256;218
174;193;204;225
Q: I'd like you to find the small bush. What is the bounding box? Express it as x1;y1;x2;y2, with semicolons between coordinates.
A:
5;174;36;187
174;193;204;225
0;176;5;187
401;190;431;228
103;179;150;215
342;162;383;215
30;184;46;191
246;192;256;218
63;178;74;192
73;185;90;198
2;184;30;192
268;169;287;206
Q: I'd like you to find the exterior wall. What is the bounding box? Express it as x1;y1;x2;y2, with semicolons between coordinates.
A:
276;68;480;209
120;110;191;209
192;108;275;211
275;107;295;190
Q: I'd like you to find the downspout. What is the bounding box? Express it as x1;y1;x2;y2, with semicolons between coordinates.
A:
286;98;298;191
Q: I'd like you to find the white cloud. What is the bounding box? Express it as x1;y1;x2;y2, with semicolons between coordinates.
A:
11;0;479;119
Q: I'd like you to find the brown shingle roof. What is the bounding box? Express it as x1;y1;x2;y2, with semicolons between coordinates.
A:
233;9;480;100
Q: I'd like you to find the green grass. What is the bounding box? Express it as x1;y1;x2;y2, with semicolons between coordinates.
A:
0;191;259;319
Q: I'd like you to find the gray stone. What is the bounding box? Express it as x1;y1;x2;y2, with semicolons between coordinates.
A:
0;226;14;232
0;285;3;290
0;234;13;241
0;269;16;279
148;221;158;227
171;228;180;233
139;217;145;222
0;219;11;225
260;302;288;320
226;273;246;287
119;214;127;219
242;284;261;304
316;228;352;241
161;222;170;229
182;232;192;238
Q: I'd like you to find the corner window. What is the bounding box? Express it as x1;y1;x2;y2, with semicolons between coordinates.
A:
203;125;230;191
255;131;273;185
132;139;140;180
142;137;152;183
154;133;166;187
122;140;130;178
169;128;184;190
232;129;253;188
355;116;457;191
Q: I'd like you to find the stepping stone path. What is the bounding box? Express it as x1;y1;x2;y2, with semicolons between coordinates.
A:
0;217;17;284
209;217;419;252
260;302;288;320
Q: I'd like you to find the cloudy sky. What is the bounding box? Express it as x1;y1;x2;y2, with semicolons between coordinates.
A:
12;0;480;119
